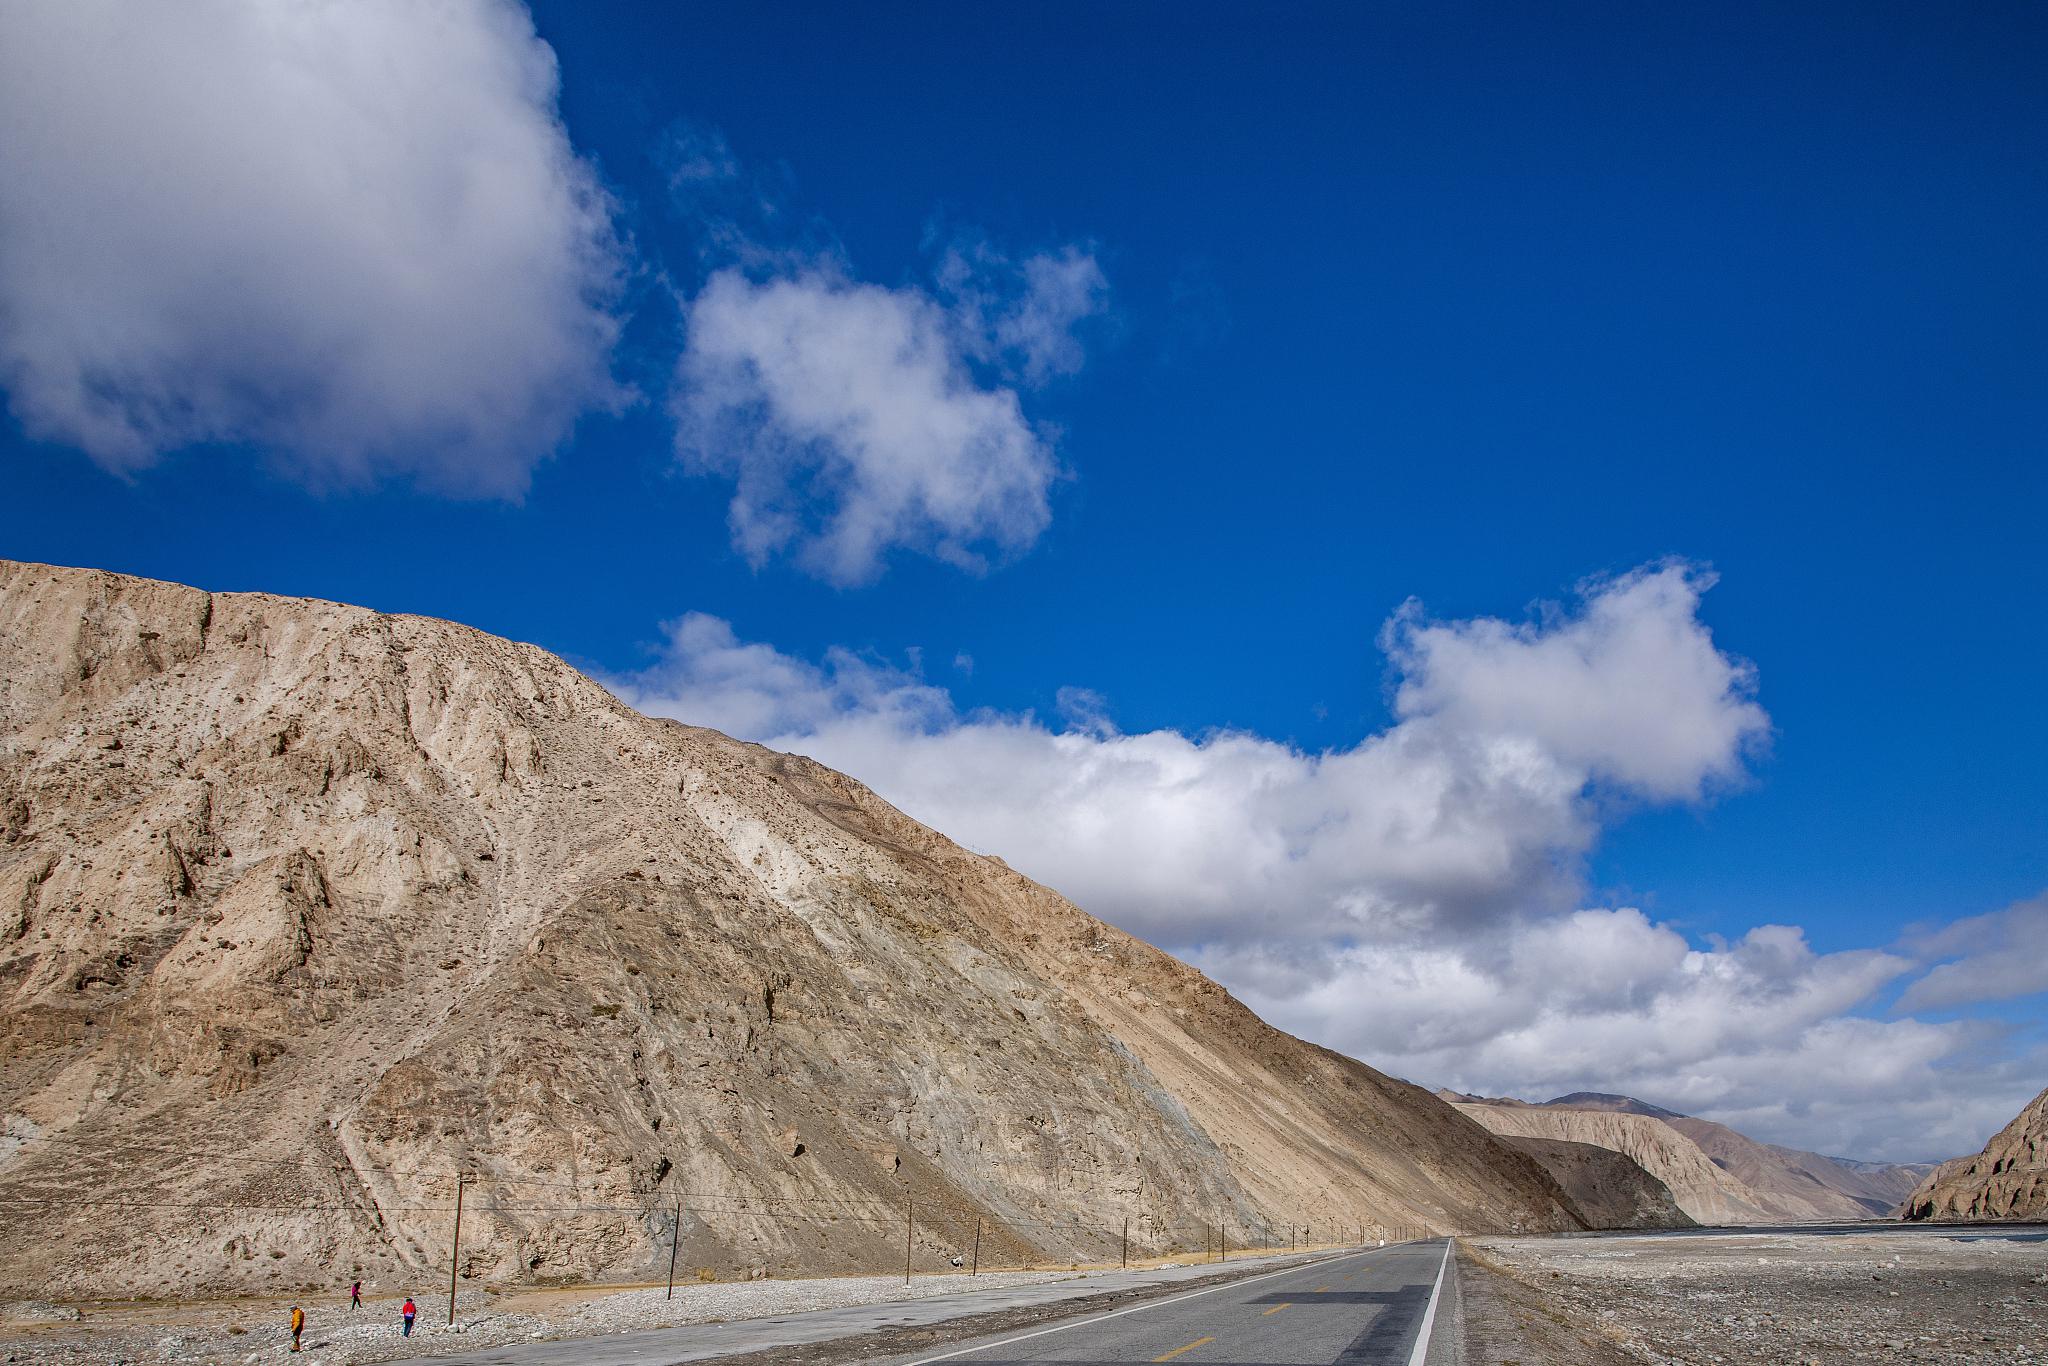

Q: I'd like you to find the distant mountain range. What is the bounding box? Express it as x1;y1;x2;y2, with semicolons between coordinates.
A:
1441;1090;1933;1224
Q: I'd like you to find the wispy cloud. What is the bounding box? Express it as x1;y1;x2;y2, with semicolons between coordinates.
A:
0;0;627;495
1898;891;2048;1012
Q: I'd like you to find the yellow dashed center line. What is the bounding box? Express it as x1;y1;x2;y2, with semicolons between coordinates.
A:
1152;1336;1215;1362
1315;1285;1332;1293
1262;1302;1292;1316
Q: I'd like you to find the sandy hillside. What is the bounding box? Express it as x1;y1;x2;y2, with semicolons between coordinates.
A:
1906;1084;2048;1222
0;560;1584;1299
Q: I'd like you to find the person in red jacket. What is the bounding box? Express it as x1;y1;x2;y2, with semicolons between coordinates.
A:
400;1297;417;1337
349;1280;362;1310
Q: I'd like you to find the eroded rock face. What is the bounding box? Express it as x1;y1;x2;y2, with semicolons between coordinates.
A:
1906;1085;2048;1222
0;560;1583;1297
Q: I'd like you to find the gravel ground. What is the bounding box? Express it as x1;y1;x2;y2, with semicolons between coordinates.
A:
0;1268;1114;1365
1465;1227;2048;1365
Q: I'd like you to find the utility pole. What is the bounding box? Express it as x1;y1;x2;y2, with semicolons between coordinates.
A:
447;1173;470;1327
970;1218;981;1277
903;1198;914;1285
666;1204;681;1301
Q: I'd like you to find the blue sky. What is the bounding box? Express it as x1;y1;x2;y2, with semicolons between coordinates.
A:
2;1;2043;1159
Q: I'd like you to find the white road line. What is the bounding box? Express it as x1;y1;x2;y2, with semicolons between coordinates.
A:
893;1247;1377;1366
1404;1240;1453;1366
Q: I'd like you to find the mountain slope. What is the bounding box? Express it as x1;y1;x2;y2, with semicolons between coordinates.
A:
1660;1117;1911;1218
1495;1135;1696;1230
1448;1090;1929;1221
1451;1101;1775;1225
1905;1085;2048;1222
0;560;1582;1297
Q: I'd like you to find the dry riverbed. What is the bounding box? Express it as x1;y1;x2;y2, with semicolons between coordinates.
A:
1465;1226;2048;1365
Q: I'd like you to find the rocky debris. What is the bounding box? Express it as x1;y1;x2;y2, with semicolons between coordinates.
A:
1467;1228;2048;1365
1908;1085;2048;1223
1500;1135;1696;1230
0;559;1584;1300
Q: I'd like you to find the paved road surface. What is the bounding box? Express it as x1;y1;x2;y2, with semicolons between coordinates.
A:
869;1242;1456;1366
414;1243;1454;1366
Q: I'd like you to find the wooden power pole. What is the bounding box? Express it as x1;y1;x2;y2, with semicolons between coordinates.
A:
447;1174;470;1327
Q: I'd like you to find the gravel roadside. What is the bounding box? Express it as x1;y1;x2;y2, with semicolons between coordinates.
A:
0;1254;1335;1366
1465;1227;2048;1365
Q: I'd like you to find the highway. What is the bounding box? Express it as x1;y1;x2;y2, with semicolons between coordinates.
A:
872;1241;1457;1366
412;1242;1458;1366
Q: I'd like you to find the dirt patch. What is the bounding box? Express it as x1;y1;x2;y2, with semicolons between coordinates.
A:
1455;1244;1638;1366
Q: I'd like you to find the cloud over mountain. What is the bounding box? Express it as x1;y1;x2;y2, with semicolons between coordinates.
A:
612;562;2041;1160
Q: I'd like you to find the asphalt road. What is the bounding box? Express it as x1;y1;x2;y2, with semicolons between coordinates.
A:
870;1240;1456;1366
409;1243;1455;1366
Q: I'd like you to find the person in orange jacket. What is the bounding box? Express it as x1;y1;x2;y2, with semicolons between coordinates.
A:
290;1305;305;1352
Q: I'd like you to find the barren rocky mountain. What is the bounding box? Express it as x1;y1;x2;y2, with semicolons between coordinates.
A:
1660;1116;1918;1218
1493;1134;1695;1230
1448;1089;1928;1223
1451;1100;1775;1225
1905;1084;2048;1222
0;560;1585;1299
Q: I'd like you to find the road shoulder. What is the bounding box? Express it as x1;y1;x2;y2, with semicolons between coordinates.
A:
1452;1243;1639;1366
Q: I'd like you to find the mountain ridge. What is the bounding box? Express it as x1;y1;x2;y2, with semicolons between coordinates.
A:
1442;1089;1928;1222
0;559;1582;1297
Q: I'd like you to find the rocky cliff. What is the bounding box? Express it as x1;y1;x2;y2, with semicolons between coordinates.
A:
0;561;1584;1298
1905;1085;2048;1223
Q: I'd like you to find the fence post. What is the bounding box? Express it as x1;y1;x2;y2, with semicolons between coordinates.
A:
971;1218;981;1276
903;1198;914;1285
1121;1216;1129;1269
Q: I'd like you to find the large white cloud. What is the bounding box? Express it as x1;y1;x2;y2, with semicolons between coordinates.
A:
0;0;625;494
623;563;1756;943
610;563;2039;1160
672;243;1104;584
1386;565;1768;801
